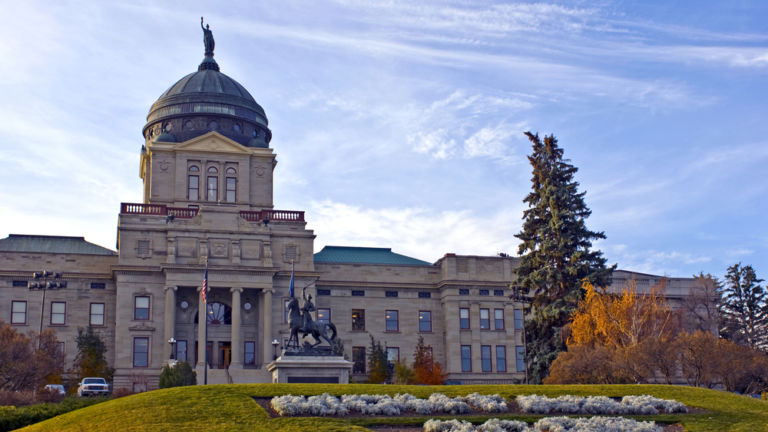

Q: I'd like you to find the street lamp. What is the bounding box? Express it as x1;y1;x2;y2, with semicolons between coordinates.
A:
28;271;66;349
168;337;177;361
271;339;280;360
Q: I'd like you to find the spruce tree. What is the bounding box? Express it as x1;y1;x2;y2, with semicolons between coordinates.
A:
721;263;767;351
515;132;613;383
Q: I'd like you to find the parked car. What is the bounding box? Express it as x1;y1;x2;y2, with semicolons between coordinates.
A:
44;384;66;395
77;377;110;396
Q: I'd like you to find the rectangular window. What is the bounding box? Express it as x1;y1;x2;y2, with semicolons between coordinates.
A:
137;240;150;255
494;308;504;330
284;299;291;323
11;301;26;324
317;289;331;296
57;341;66;357
207;176;217;201
90;282;106;289
479;308;490;330
351;290;365;296
418;291;431;298
225;177;236;202
461;345;472;372
352;346;366;374
177;340;188;363
459;288;469;296
459;308;470;329
385;291;398;298
514;309;524;330
134;296;150;320
12;280;27;287
386;347;400;364
385;310;399;332
479;289;490;296
50;301;66;325
133;337;149;367
188;175;199;200
481;345;492;372
317;308;330;324
352;309;365;331
90;303;105;326
496;346;507;372
493;289;504;296
516;346;525;372
244;341;255;366
418;310;432;332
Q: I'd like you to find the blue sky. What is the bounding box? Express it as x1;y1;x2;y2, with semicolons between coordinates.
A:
1;0;766;279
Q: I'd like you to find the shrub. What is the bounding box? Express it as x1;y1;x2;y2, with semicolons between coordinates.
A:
158;361;197;388
393;361;416;385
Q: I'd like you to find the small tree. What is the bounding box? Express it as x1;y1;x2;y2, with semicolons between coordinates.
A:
0;324;64;391
680;273;722;333
74;327;114;381
331;337;348;359
392;361;416;384
367;335;389;383
158;362;197;388
412;336;446;385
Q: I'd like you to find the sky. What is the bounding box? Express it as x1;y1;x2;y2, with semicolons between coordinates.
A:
1;0;767;279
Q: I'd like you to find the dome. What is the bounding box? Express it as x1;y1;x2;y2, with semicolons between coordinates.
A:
143;28;272;147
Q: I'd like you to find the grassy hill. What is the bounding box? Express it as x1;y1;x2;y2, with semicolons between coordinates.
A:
16;384;768;432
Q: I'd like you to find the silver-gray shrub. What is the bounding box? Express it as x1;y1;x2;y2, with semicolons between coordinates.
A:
533;416;661;432
516;394;687;415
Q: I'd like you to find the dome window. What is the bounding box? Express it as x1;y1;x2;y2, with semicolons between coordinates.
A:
233;123;241;133
208;120;218;131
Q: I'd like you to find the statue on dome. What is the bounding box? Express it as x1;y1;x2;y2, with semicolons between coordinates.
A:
201;17;215;57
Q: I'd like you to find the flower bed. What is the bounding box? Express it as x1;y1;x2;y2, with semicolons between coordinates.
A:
424;416;661;432
516;394;687;415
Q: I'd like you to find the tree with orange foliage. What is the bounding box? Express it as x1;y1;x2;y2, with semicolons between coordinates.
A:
412;336;446;385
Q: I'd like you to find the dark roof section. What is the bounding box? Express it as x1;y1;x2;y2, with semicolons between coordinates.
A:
0;234;117;256
314;246;432;266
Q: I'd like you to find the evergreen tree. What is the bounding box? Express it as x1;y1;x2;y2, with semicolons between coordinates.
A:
74;327;114;381
158;361;197;388
721;263;767;351
367;335;389;383
515;132;613;383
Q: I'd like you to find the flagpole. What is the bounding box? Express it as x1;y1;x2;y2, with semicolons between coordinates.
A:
203;257;209;385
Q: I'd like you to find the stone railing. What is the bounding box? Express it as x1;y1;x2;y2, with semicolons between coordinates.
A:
120;203;199;219
240;209;305;222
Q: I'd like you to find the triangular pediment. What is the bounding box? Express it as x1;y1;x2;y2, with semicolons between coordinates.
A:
171;132;259;155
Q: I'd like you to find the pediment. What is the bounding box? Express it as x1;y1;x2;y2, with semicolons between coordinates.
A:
173;132;253;155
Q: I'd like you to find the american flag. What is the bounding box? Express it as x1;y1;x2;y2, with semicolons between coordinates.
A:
201;267;208;304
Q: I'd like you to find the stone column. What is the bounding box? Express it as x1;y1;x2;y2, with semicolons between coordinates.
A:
262;289;273;366
230;287;243;368
163;286;177;362
197;289;207;368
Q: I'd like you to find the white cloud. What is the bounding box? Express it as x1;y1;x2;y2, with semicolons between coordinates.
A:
409;129;456;159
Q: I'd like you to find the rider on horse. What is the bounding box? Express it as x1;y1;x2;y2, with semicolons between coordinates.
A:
301;286;315;330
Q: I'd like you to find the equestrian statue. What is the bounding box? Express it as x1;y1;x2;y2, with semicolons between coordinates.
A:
286;286;337;351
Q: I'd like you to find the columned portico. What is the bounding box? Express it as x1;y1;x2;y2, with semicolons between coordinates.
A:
163;286;177;362
230;287;243;368
262;288;273;366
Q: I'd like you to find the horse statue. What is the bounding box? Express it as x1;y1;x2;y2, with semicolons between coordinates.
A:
286;288;337;351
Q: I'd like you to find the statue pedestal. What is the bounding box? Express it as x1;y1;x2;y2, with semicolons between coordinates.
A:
267;355;353;384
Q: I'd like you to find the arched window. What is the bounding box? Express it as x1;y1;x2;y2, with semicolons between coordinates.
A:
225;167;237;202
207;166;218;201
188;165;200;200
207;302;231;325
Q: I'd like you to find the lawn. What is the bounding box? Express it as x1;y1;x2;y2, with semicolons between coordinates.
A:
15;384;768;432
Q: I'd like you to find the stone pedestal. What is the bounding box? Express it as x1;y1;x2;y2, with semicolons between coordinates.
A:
267;355;353;384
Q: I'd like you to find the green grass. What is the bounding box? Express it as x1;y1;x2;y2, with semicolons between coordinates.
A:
14;384;768;432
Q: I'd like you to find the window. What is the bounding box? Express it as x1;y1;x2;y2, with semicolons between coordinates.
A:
57;342;65;357
50;301;66;325
514;309;524;330
493;289;504;296
177;340;188;363
352;346;366;374
284;299;291;323
317;289;331;296
479;289;490;296
90;282;105;289
418;291;431;298
11;301;26;324
516;346;525;372
225;167;237;202
494;309;504;330
244;341;255;366
418;310;432;332
90;303;105;326
479;308;490;330
481;345;492;372
459;308;470;329
188;165;200;200
459;288;469;296
461;345;472;372
206;302;231;325
386;347;400;365
351;290;365;296
496;346;507;372
351;309;365;331
317;308;330;324
137;240;150;255
385;310;399;332
134;296;150;320
133;337;149;367
12;280;27;287
206;166;218;201
385;291;398;298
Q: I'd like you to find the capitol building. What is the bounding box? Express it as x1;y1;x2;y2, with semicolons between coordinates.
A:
0;31;697;391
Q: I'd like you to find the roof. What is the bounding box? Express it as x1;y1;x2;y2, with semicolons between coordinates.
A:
314;246;432;266
0;234;117;256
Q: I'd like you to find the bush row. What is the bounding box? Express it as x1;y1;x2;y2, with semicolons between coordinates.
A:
516;394;687;415
424;416;661;432
0;397;108;432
